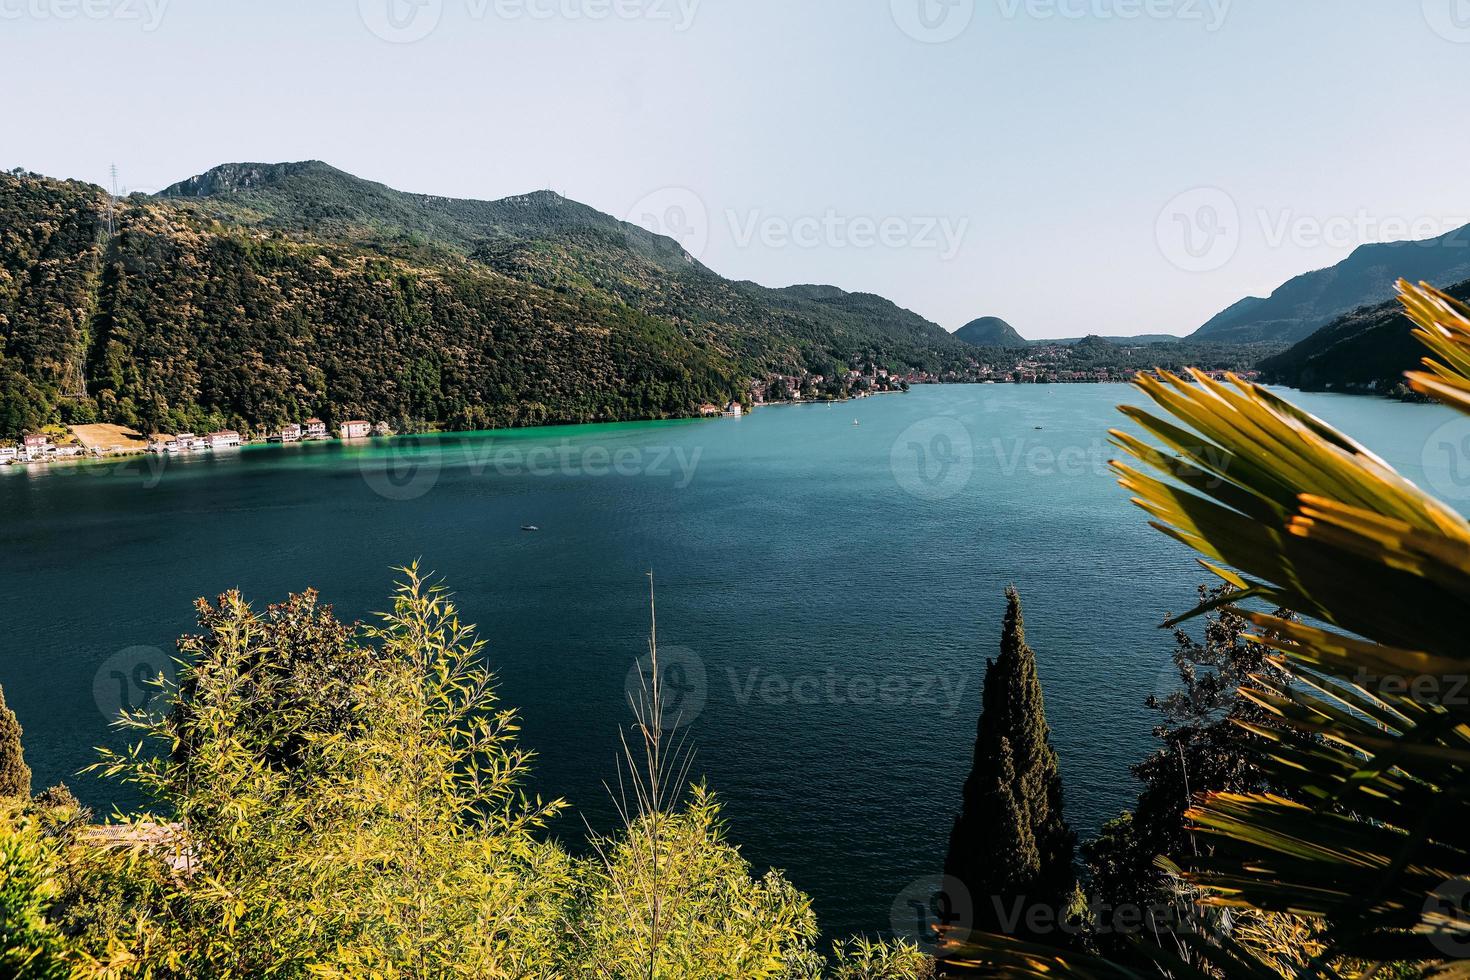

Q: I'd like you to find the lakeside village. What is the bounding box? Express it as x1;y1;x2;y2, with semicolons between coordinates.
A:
0;417;386;467
0;405;741;468
760;351;1260;397
1;354;1258;468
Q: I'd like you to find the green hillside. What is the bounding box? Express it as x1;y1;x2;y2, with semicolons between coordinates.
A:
1258;277;1470;395
954;315;1027;348
1191;225;1470;344
0;163;976;440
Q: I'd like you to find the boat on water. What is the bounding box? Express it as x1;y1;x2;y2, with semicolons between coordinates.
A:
522;525;540;532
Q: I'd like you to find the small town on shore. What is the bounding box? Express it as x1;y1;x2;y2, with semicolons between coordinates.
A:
0;417;383;467
0;357;1259;469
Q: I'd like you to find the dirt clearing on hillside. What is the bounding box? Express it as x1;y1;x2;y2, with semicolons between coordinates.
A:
71;424;148;454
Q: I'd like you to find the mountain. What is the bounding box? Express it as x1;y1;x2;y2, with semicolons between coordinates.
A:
158;161;700;276
1044;334;1180;346
1257;278;1470;395
0;162;975;440
1070;335;1120;359
954;316;1027;348
1191;224;1470;344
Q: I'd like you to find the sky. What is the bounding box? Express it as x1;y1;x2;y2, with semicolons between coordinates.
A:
3;0;1469;339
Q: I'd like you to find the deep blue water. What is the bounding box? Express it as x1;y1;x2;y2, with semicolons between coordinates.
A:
0;384;1461;940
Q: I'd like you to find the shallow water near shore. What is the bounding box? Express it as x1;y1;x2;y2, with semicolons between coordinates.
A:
1;383;1461;940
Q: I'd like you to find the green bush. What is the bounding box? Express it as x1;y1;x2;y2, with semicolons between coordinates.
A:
0;569;938;979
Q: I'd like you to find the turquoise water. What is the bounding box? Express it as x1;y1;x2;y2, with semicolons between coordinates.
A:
0;384;1461;939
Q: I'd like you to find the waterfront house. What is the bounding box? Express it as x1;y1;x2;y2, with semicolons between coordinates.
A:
698;403;722;417
207;431;242;450
175;432;198;452
339;420;371;440
267;426;301;449
22;434;52;460
304;418;328;440
0;446;17;462
726;401;744;417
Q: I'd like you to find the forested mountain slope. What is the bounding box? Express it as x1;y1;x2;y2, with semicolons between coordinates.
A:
0;163;975;440
1258;277;1470;395
1191;224;1470;345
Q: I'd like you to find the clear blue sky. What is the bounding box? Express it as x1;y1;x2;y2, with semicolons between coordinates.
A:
4;0;1468;338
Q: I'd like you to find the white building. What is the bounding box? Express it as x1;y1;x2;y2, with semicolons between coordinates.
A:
207;431;242;450
22;434;52;460
339;420;370;440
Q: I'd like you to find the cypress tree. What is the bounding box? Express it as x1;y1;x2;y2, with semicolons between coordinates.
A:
0;682;31;799
945;587;1076;941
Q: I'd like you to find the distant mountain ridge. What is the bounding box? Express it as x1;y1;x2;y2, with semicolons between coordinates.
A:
161;161;317;197
955;316;1027;348
156;162;963;353
1192;223;1470;344
159;160;702;274
1043;334;1180;346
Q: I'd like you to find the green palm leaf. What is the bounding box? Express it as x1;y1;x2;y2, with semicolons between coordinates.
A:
950;280;1470;977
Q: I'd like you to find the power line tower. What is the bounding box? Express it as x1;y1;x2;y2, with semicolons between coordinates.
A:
70;163;123;399
105;163;119;236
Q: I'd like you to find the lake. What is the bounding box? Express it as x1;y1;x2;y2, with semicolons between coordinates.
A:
1;383;1463;941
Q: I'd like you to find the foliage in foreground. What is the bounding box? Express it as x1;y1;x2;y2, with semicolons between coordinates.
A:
1082;587;1293;962
0;806;72;980
0;682;31;800
0;569;928;979
945;280;1470;977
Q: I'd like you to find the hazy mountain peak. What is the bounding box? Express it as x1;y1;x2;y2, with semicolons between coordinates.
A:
1191;222;1470;344
152;160;660;265
500;189;566;205
158;160;346;198
776;284;851;301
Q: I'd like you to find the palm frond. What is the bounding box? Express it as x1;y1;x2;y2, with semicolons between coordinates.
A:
959;279;1470;978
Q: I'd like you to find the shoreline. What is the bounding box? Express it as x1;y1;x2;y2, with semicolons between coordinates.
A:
1;375;1291;473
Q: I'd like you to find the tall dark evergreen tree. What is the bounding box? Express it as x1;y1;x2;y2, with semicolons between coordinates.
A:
0;682;31;799
945;587;1076;941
